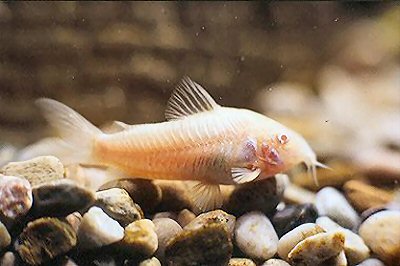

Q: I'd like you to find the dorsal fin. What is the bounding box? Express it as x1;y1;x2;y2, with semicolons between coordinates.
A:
165;77;220;121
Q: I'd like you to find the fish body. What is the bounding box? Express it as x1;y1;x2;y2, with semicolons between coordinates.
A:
36;77;322;211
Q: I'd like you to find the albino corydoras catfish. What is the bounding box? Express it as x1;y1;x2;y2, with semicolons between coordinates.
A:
36;77;326;211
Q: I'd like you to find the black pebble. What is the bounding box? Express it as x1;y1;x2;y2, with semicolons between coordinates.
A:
272;203;318;237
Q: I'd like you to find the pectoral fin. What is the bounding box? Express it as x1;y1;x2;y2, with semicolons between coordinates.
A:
231;167;261;184
189;181;222;213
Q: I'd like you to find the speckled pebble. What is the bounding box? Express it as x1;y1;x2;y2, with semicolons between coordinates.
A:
317;216;369;264
95;188;143;226
272;203;318;237
287;231;345;266
15;217;77;265
153;218;182;259
77;207;124;250
99;178;162;212
139;257;161;266
32;179;95;217
1;156;64;186
228;258;257;266
261;259;291;266
315;187;360;229
120;219;158;257
277;223;325;260
184;209;236;237
0;175;32;219
235;211;278;260
0;221;11;251
359;210;400;265
165;223;232;265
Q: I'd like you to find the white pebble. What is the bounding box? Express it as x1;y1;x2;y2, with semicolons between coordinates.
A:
317;216;369;265
77;207;124;249
316;187;360;229
234;211;278;260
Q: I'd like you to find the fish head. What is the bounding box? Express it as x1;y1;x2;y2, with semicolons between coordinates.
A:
255;123;323;184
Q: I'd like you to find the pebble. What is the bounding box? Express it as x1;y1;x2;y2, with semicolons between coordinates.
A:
315;187;360;229
277;223;325;260
31;179;95;217
153;218;182;259
77;207;124;250
95;188;143;226
235;211;278;260
152;211;177;220
15;217;77;265
356;258;385;266
0;156;64;186
165;223;232;265
0;252;19;266
287;231;345;266
0;175;32;219
317;216;370;265
228;258;257;266
358;210;400;265
225;176;284;216
0;221;11;250
283;184;316;205
272;203;318;237
154;180;193;211
120;219;158;257
65;212;82;233
99;178;162;212
184;209;236;237
176;208;196;227
261;259;291;266
324;250;347;266
139;257;161;266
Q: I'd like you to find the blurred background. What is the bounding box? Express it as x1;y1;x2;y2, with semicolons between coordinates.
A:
0;2;399;187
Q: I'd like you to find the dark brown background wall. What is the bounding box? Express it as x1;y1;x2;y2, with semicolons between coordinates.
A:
0;2;393;146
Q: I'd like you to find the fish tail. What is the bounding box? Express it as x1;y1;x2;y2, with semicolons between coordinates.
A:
34;98;103;165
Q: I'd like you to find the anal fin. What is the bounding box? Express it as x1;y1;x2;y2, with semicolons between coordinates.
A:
189;181;222;213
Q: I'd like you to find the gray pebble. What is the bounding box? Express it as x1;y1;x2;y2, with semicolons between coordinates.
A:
176;209;196;227
153;218;182;259
261;259;291;266
95;188;143;226
356;258;386;266
235;211;278;260
316;187;360;229
1;156;64;186
32;179;95;217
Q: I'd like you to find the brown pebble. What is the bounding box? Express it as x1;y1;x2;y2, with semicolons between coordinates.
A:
177;209;196;227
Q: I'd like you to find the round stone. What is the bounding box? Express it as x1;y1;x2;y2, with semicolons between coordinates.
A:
1;156;64;187
235;211;278;260
120;219;158;258
165;223;232;265
0;175;32;220
272;203;318;237
261;259;291;266
77;206;124;250
176;209;196;227
31;179;95;217
315;187;360;229
228;258;257;266
277;223;325;260
139;257;161;266
153;218;182;259
15;217;77;265
287;231;345;265
99;178;162;212
95;188;143;226
184;210;236;237
225;176;284;216
356;258;385;266
359;210;400;265
0;221;11;251
317;216;370;265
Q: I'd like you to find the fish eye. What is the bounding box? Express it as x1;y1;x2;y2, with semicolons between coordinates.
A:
278;134;289;144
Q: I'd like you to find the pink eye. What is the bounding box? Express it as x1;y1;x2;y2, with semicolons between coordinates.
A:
278;134;289;144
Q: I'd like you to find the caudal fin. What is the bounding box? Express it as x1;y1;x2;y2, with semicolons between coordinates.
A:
35;98;102;165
